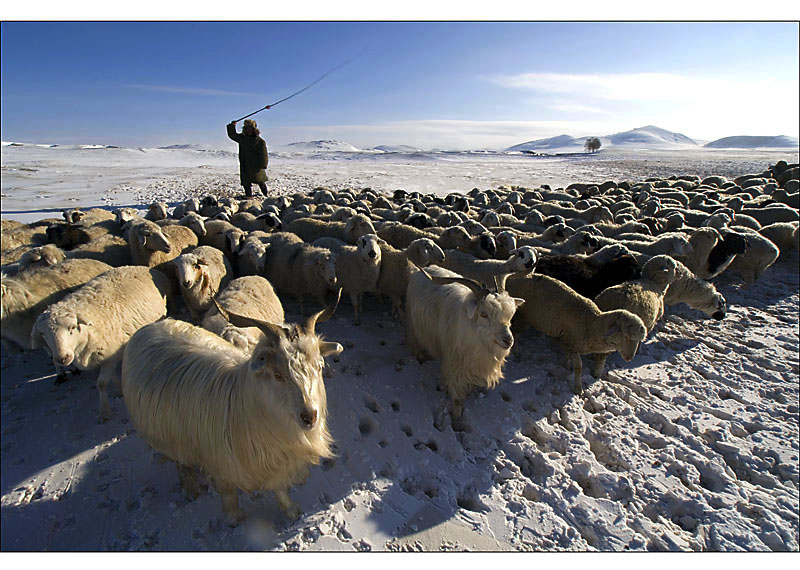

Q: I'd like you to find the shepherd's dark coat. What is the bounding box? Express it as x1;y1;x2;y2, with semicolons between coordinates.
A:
227;123;268;186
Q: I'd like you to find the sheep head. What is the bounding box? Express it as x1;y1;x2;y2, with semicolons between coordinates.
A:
146;202;168;221
180;212;207;238
225;228;246;256
173;253;209;291
258;212;282;230
601;310;647;361
509;246;539;271
308;249;337;287
480;211;501;227
134;222;172;254
406;238;445;267
62;209;85;224
19;244;65;271
641;255;678;292
241;239;269;273
32;311;93;369
496;231;517;253
476;232;497;259
344;213;376;242
356;234;382;264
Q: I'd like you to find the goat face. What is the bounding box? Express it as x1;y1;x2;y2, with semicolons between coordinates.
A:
467;292;524;351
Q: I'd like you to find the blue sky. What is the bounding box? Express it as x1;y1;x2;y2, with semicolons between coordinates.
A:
1;21;798;149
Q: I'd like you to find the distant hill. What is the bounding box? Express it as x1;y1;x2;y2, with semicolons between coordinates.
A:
506;125;697;152
284;140;363;152
507;135;579;152
608;125;696;146
372;144;423;153
704;135;799;149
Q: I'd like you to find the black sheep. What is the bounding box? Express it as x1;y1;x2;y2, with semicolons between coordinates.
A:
536;252;641;300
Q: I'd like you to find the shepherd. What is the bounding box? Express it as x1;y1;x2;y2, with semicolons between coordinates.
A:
227;119;269;197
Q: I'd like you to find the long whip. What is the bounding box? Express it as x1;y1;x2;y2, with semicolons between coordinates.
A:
232;53;362;123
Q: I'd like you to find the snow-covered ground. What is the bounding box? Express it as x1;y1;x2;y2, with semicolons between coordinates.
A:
1;143;798;553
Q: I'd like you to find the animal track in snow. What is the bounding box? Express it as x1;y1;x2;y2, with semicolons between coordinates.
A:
363;396;380;414
358;417;377;436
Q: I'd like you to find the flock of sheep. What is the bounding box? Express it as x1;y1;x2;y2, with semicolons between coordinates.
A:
1;158;798;528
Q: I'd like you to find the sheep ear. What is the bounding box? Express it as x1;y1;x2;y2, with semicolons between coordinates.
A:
77;315;93;327
512;297;525;308
604;323;621;337
30;328;44;349
137;231;147;246
320;341;343;357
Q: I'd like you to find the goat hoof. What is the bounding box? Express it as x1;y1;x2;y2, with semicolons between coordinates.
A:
224;508;246;527
283;503;302;521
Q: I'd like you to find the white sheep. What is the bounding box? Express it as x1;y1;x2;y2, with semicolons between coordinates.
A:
172;245;234;321
617;233;693;259
406;266;524;429
312;234;382;325
121;301;343;526
127;220;174;266
494;230;518;259
202;275;285;352
172;197;200;220
237;235;270;276
758;222;799;259
507;274;648;395
683;227;722;278
128;221;198;291
663;259;727;320
1;258;112;353
31;265;170;422
285;213;376;244
437;246;538;288
724;228;780;285
66;234;132;267
145;202;169;221
594;254;679;333
198;219;245;262
264;241;338;311
17;244;67;272
376;237;445;321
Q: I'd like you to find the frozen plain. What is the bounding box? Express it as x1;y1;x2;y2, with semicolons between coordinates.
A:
1;142;798;552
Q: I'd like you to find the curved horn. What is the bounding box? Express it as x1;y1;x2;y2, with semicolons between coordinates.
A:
304;287;342;335
211;297;286;340
418;266;489;298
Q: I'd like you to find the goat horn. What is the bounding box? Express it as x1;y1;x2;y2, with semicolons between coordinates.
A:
304;287;342;334
211;297;286;340
424;269;489;299
500;267;535;290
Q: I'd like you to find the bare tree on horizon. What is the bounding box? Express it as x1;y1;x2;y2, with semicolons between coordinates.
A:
584;137;602;153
